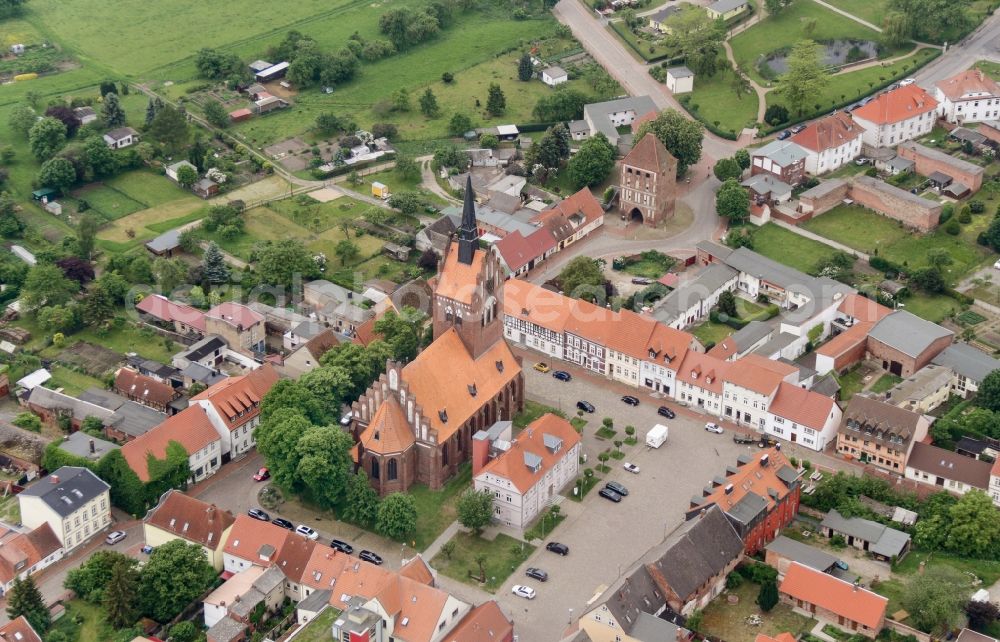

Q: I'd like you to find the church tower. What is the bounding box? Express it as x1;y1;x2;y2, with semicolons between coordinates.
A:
432;176;506;358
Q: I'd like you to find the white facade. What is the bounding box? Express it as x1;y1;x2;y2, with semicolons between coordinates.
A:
541;68;568;87
905;466;982;496
722;383;778;432
0;537;64;596
936;91;1000;124
674;378;724;417
503;315;565;360
804;136;863;175
19;487;111;552
194;400;260;458
765;404;842;451
189;437;222;482
853;110;935;148
666;70;694;95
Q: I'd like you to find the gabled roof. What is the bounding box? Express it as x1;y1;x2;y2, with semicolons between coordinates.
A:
724;354;796;396
136;294;206;332
583;96;658;141
476;414;581;493
757;634;797;642
104;127;138;140
675;351;729;395
751;139;808;166
192;364;278;430
840;395;925;445
493;228;557;272
621;133;676;173
868;310;953;358
143;490;234;549
821;509;910;558
120;405;221;482
0;616;43;642
898;141;985;178
852;85;938;125
224;514;302;567
932;342;1000;384
780;562;887;629
764;536;839;572
0;523;62;587
838;293;892;323
957;630;1000;642
907;441;991;488
145;228;182;254
206;302;264;330
445;601;513;642
531;188;604;231
708;0;748;12
691;448;799;526
359;396;415;456
299;328;340;361
767;382;837;430
20;467;109;517
790;112;865;152
26;386;115;423
115;368;177;407
936;69;1000;102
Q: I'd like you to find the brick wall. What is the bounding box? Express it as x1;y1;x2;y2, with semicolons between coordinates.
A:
980;122;1000;146
896;144;984;191
798;179;849;216
848;177;942;232
867;333;952;377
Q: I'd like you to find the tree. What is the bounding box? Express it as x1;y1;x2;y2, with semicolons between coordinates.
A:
6;576;49;633
167;622;200;642
486;83;506;116
910;266;945;293
756;580;778;612
335;238;360;265
715;178;750;223
8;104;36;139
100;80;118;97
927;247;953;273
255;239;318;290
882;12;911;47
316;113;343;136
529;124;570;169
37;157;77;192
101;93;126;128
777;40;829;116
978;370;1000;412
44;105;81;137
885;0;968;42
103;558;140;628
559;256;605;301
441;540;457;560
85;136;117;178
518;53;534;81
764;104;790;126
449;113;473;136
966;600;1000;631
533;88;588;122
713;157;742;181
764;0;793;15
65;550;136;602
374;309;422;362
376;493;418;540
147;105;189;153
21;264;77;309
419;88;440;118
203;100;229;128
634;110;704;176
394;155;421;181
717;290;738;318
388;191;422;216
456;488;493;533
201;242;231;284
138;540;217;622
255;408;313;491
28;117;68;161
294;425;355;509
944;491;1000;558
734;148;751;170
567;132;616;189
478;133;499;149
77;214;99;260
671;10;726;77
57;257;94;286
901;566;971;634
152;258;187;294
342;471;380;526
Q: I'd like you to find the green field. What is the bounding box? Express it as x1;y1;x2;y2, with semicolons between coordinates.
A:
748;222;841;274
430;532;534;592
609;20;678;62
269;195;372;233
825;0;888;27
686;63;760;135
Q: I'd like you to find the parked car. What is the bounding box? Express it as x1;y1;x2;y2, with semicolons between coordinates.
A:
705;423;724;434
141;544;154;554
534;362;551;373
621;395;639;406
248;508;270;521
330;539;354;554
899;78;916;86
657;405;676;419
546;542;569;555
359;550;383;565
252;467;270;481
105;531;127;545
525;567;548;582
576;400;595;413
599;487;623;503
854;157;870;166
271;518;293;530
623;462;640;474
552;370;572;382
605;481;629;497
791;124;807;134
777;130;792;140
295;525;319;540
339;411;353;426
512;585;537;600
631;277;652;285
834;560;849;571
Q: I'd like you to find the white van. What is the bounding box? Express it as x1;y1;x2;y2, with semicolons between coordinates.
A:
646;424;669;448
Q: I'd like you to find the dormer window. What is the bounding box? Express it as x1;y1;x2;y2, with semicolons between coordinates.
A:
439;409;448;423
495;360;504;372
468;383;477;397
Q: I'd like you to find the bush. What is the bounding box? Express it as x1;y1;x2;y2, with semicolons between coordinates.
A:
970;200;985;214
830;534;847;548
958;206;972;224
939;203;954;223
739;561;778;584
726;572;744;589
13;413;41;432
944;219;961;235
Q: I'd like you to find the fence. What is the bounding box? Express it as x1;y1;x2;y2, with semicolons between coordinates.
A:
884;619;932;642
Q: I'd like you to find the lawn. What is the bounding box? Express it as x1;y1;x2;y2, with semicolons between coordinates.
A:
684;64;760;136
0;495;20;525
72;184;146;221
356;167;450;208
609;20;679;62
47;365;106;396
825;0;888;27
893;549;1000;585
749;223;841;274
900;293;962;323
268;195;370;233
735;297;770;320
430;532;534;592
523;509;566;542
621;250;676;279
292;607;343;642
409;463;471;551
869;373;902;394
836;366;865;401
106;169;197;208
45;599;111;642
701;581;817;642
514;400;566;429
97;199;207;245
693;320;736;346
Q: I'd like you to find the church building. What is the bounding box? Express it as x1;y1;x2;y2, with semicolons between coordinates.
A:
350;177;525;495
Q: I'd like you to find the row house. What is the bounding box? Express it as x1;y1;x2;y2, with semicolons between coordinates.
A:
192;364;279;460
852;84;938;148
935;69;1000;124
836;395;930;473
932;343;1000;399
120;405;223;484
764;382;843;451
721;355;798;432
789;111;866;175
905;442;994;502
143;490;235;571
0;524;63;596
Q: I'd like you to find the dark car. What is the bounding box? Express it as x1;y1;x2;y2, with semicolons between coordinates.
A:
553;370;572;382
546;542;569;556
359;550;383;565
271;517;294;530
621;395;639;406
526;567;549;582
777;130;792;140
330;539;354;554
599;487;623;503
657;405;676;419
605;481;629;497
791;124;807;134
631;277;652;285
248;508;270;522
576;400;595;413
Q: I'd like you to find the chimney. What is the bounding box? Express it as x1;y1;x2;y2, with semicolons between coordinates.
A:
699;508;707;519
50;475;59;484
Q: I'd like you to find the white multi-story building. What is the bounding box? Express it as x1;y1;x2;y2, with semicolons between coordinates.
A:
121;405;223;485
18;467;111;552
906;442;994;502
764;382;843;451
935;69;1000;124
852;85;938;148
790;111;865;175
721;355;798;431
192;364;278;458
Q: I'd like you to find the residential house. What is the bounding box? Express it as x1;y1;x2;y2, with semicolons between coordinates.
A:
492;228;557;277
687;448;801;554
57;431;119;462
24;386;115;432
278;329;340;379
205;302;265;355
0;617;43;642
932;342;1000;398
618;133;678;226
191;365;279;460
446;601;514;642
882;363;953;413
742;174;793;206
897;140;985;193
708;321;774;361
905;442;993;499
957;630;1000;642
779;562;888;637
790;112;866;175
204;565;285;630
303;279;378;336
143;490;235;570
666;66;694;94
18;467;111;552
222;514;297;575
851;84;938;148
750;140;808;186
649;5;681;32
77;388;168;443
820;509;911;561
814;293;893;375
764;535;839;579
173;335;227;372
836;395;930;473
73;106;97;125
532;187;605;249
136;294;207;337
120;405;223;484
416;214;459;254
706;0;749;19
103;127;139;149
472;414;582;529
721;355;799;432
541;66;568;86
653;263;739;329
114;368;181;412
0;524;63;596
935;69;1000;124
765;382;843;451
577;96;658;145
165;160;198;183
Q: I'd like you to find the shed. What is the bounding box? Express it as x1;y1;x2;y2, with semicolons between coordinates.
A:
943;182;971;199
541;66;568;87
927;170;953;189
165;160;197;183
248;60;273;74
255;61;289;82
145;228;183;257
193;178;220;199
31;187;59;202
666;66;694;94
382;242;411;262
229;108;253;123
950;127;987;147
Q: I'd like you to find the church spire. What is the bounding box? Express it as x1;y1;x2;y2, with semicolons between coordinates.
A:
458;174;478;265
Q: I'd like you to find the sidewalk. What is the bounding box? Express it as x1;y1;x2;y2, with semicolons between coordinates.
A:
422;520;462;559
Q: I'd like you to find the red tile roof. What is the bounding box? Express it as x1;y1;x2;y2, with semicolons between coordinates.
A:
115;368;178;407
531;188;605;231
477;414;581;493
936;69;1000;102
359;396;415;455
780;562;887;629
0;616;42;642
206;302;264;330
815;321;872;359
143;490;235;549
790;112;865;152
852;85;938;125
223;514;295;567
192;364;278;431
622;132;676;172
757;634;797;642
446;601;513;642
630;110;659;134
767;382;836;430
676;351;729;395
121;405;221;481
838;293;892;323
435;245;486;306
135;294;206;332
0;524;62;587
724;354;796;396
494;228;557;272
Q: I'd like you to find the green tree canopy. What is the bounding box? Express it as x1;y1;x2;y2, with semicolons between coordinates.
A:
21;264;78;310
28;117;68;161
901;566;971;634
138;540;217;622
777;39;830;116
634;109;704;175
567;132;616;188
6;576;49;633
376;493;418;540
456;488;494;533
715;178;750;223
559;256;605;301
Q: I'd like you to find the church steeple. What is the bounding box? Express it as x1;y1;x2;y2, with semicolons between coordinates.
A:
458;174;479;265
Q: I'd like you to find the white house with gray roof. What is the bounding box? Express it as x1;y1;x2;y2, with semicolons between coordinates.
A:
932;342;1000;398
751;140;808;185
706;0;749;19
19;467;111;551
666;67;694;94
541;66;568;87
579;96;658;145
652;263;738;329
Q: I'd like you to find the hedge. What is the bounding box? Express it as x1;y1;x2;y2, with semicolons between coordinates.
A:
609;21;676;63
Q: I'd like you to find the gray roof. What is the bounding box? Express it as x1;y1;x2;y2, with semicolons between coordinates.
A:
78;387;126;411
104;127;138;141
928;170;953;185
933;343;1000;384
811;373;841;398
20;466;110;517
602;566;665;634
898;141;984;178
729;321;773;349
667;66;694;79
229;587;265;618
708;0;748;12
801;179;847;201
583;96;658;142
887;156;915;172
727;491;769;526
654;264;738;322
569;119;590;134
207;617;245;642
439;204;537;237
765;535;839;572
651;5;681;22
146;228;182;253
304;280;374;324
696;240;732;260
180;362;226;385
821;509;910;558
630;612;685;642
871;527;911;559
752;140;808;167
57;432;120;461
950;127;987;145
290;320;326;341
868;311;953;358
180;335;228;362
543;66;567;78
107;401;166;438
27;387;115;423
943;182;971;197
753;332;799;358
298;588;331;613
742;173;792;196
957;630;1000;642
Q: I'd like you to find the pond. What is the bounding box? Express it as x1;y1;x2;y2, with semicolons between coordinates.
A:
759;39;880;77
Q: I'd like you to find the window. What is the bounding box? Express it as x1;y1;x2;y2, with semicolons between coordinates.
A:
387;459;398;481
371;459;380;480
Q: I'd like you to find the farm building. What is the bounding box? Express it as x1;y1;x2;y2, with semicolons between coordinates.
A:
194;178;220;199
541;66;568;87
31;188;59;202
165;160;197;183
73;106;97;125
254;94;288;114
145;228;183;257
248;60;272;74
476;124;520;141
255;61;289;82
666;67;694;94
229;108;253;123
103;127;139;149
